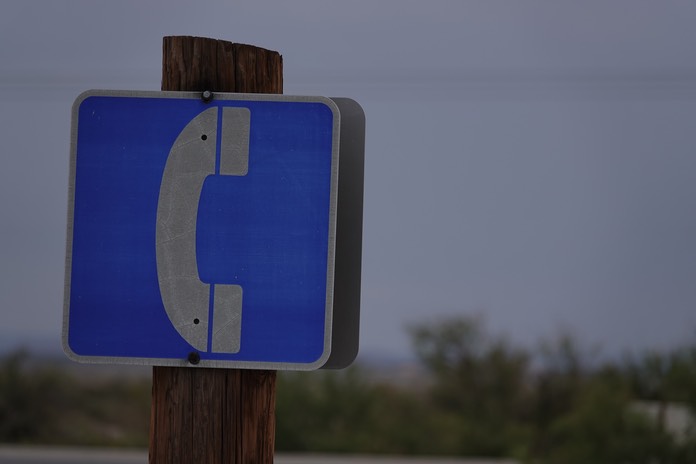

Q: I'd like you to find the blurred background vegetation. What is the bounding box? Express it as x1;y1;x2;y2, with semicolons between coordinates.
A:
2;316;696;463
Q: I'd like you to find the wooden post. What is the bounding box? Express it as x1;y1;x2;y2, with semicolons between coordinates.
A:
149;36;282;464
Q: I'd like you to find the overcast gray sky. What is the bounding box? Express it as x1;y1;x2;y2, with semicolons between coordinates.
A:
2;0;696;361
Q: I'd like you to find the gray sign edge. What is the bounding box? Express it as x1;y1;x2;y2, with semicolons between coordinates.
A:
321;98;365;369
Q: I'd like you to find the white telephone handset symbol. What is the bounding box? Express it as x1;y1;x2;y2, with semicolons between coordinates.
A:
155;106;250;354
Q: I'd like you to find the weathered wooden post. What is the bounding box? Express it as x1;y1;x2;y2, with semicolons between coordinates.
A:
149;36;282;464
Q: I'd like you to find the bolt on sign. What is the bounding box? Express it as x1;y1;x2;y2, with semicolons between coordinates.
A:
63;90;365;370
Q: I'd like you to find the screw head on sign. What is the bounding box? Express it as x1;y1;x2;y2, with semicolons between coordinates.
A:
201;90;213;103
187;351;201;365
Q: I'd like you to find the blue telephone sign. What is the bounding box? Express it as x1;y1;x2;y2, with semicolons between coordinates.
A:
63;90;364;370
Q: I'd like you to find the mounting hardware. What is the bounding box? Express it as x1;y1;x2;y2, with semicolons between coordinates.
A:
187;351;201;365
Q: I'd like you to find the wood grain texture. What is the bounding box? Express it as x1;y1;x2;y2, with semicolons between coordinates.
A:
161;36;282;93
150;36;281;464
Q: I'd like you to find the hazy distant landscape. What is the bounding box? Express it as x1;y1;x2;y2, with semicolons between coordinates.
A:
2;315;696;463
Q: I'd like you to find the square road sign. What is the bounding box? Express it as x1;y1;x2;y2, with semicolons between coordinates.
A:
63;90;364;370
